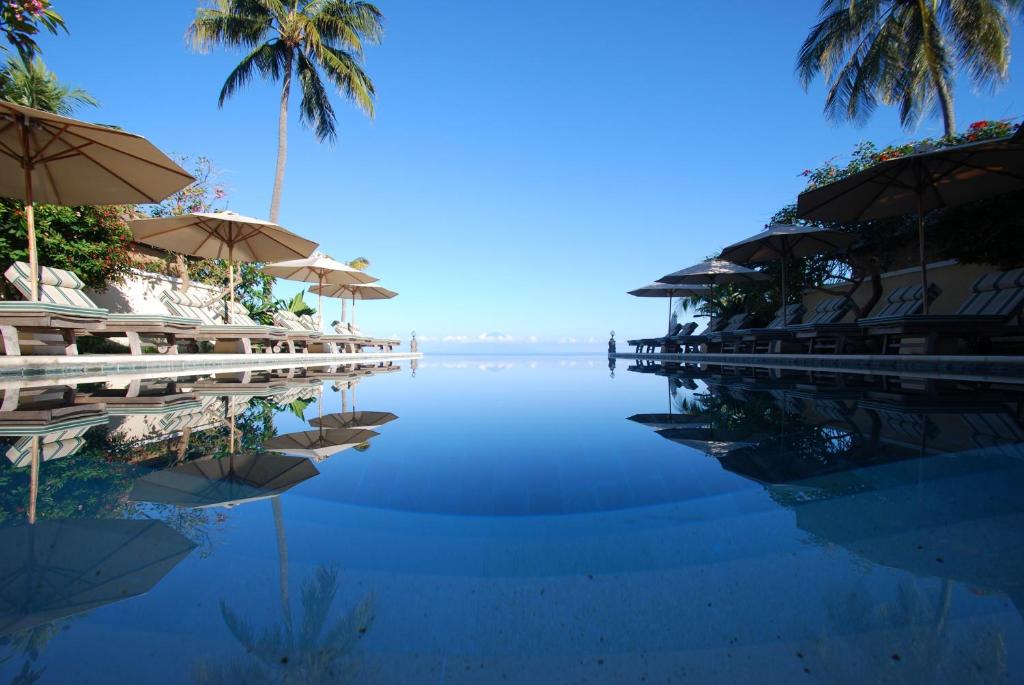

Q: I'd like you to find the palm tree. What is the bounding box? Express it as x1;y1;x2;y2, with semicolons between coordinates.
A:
188;0;384;223
0;55;97;115
797;0;1022;138
347;256;370;270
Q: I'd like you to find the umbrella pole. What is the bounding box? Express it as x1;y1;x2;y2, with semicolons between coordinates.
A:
917;194;929;315
317;273;324;330
352;295;357;326
22;123;38;302
28;435;39;524
668;296;672;333
227;244;235;324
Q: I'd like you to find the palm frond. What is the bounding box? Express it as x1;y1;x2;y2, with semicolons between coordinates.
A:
941;0;1014;91
218;41;290;106
187;2;274;52
295;51;338;142
317;44;376;116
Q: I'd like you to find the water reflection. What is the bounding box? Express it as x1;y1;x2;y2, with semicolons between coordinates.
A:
628;361;1024;625
0;362;400;682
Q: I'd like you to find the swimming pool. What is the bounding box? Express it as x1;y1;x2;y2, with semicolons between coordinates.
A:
0;357;1021;683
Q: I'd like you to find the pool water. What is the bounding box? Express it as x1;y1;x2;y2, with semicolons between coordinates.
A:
1;357;1022;683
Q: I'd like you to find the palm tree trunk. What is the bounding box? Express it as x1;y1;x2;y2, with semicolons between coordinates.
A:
269;53;293;223
935;76;956;139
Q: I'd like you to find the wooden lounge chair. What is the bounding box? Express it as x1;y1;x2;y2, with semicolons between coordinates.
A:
792;285;940;354
160;290;288;354
860;267;1024;354
705;313;756;353
341;321;400;352
0;262;203;356
270;310;324;353
726;304;806;354
628;322;699;354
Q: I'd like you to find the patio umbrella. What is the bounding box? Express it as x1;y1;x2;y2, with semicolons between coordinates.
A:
129;211;318;322
263;428;379;462
0;518;194;636
628;282;710;333
720;224;857;311
311;411;399;430
129;452;319;508
0;101;194;301
797;129;1024;313
311;283;398;326
263;252;378;329
659;259;771;286
656;427;759;457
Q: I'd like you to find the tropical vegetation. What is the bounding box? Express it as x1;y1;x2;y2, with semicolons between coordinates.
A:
188;0;384;222
797;0;1022;137
0;0;63;60
0;54;96;113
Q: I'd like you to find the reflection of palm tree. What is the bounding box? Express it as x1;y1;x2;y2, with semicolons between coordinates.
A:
812;578;1006;682
195;566;375;684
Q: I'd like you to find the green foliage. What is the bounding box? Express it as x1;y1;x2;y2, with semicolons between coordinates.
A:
797;0;1021;136
189;259;277;324
347;256;370;271
0;0;65;61
188;0;383;142
0;201;135;294
275;289;316;317
0;55;97;114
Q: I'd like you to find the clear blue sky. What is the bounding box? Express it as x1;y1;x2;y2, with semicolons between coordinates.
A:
37;1;1024;351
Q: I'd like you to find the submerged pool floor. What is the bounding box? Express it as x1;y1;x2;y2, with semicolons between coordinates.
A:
0;357;1021;683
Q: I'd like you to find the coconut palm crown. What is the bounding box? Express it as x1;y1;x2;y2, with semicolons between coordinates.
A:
797;0;1022;138
188;0;384;222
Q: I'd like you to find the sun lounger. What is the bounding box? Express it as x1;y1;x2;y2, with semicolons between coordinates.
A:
160;290;288;354
793;285;940;354
0;262;204;356
3;418;106;468
270;310;324;353
341;321;400;351
859;268;1024;354
736;304;806;353
705;313;756;352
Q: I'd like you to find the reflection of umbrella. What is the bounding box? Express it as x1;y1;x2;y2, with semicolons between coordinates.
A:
310;411;398;430
627;282;710;332
626;413;708;430
656;427;759;456
130;211;318;321
129;452;319;508
0;101;194;301
797;130;1024;313
263;428;379;462
0;518;195;636
720;224;856;309
659;259;771;286
263;252;378;328
311;283;397;326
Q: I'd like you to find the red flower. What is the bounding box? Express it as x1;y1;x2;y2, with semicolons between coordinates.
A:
969;120;988;131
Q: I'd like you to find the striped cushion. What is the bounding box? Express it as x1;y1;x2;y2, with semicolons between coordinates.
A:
719;313;752;332
5;424;93;467
677;322;698;337
161;291;221;325
273;311;308;332
225;301;259;326
298;314;319;331
5;261;100;310
765;303;804;329
957;269;1024;319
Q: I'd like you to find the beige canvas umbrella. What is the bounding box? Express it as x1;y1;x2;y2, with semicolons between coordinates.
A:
263;252;378;328
659;259;771;286
130;211;318;322
628;282;710;334
311;283;398;326
797;128;1024;313
0;101;194;301
263;428;380;462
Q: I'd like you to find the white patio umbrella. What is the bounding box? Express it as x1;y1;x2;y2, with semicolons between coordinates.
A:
263;252;377;329
720;224;857;311
311;283;398;326
263;428;380;462
130;211;318;322
659;259;772;286
0;101;194;301
627;282;710;333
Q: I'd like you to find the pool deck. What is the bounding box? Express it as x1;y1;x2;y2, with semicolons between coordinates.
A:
611;351;1024;379
0;350;421;380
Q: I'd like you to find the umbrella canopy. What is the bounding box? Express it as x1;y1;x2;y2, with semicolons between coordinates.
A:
797;130;1024;312
628;282;711;334
310;283;398;326
130;211;318;321
656;427;759;456
720;224;858;309
0;518;194;636
310;411;399;430
129;452;319;508
0;101;194;301
263;428;379;462
659;259;771;286
263;252;378;328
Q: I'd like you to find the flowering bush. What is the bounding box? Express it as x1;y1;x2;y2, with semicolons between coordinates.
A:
1;0;64;60
801;119;1020;190
0;201;135;293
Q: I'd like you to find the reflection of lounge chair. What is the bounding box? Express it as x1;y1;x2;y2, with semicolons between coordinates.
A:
160;290;288;354
793;285;940;354
860;268;1024;354
2;416;107;468
0;385;107;426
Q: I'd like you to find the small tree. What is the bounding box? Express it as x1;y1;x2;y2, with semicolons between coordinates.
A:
0;0;65;61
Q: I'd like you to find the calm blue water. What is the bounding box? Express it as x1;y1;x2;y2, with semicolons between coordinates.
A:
1;356;1022;684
